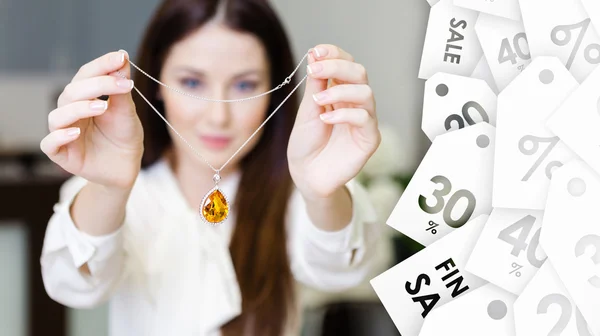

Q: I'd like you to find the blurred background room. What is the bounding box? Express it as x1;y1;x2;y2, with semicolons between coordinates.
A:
0;0;430;335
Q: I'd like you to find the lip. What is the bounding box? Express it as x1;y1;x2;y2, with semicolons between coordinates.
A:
200;135;232;150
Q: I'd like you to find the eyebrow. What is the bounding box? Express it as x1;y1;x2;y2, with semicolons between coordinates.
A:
174;67;263;79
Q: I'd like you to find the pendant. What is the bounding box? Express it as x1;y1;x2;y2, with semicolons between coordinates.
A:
200;173;230;225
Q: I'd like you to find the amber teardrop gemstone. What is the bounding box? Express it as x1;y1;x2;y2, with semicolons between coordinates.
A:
201;188;229;224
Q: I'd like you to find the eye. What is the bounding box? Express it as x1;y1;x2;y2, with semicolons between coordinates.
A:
181;78;202;89
235;80;258;91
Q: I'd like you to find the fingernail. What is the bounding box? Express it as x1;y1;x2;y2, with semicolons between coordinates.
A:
312;47;327;58
307;63;322;75
320;112;335;121
112;52;124;64
118;49;129;59
313;91;328;102
90;101;108;111
67;127;80;137
308;52;316;64
116;79;134;89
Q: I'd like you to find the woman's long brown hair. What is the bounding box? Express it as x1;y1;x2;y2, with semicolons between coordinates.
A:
132;0;299;334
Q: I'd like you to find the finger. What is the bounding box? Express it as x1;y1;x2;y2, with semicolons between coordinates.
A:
40;127;81;160
319;108;380;151
296;51;328;123
324;80;336;113
107;50;135;111
72;50;129;83
310;44;355;62
58;75;134;107
319;108;373;126
48;100;108;132
307;59;368;84
312;84;375;114
108;49;131;80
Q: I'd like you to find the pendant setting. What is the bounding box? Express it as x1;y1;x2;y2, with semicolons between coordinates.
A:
199;173;230;226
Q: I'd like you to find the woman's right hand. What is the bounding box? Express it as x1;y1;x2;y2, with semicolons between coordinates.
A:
41;50;144;190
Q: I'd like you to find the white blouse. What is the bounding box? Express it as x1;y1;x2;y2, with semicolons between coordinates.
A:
40;156;380;336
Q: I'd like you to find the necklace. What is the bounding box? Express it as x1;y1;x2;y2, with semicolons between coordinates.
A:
116;49;310;225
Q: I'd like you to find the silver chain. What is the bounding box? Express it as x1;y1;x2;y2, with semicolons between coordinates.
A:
115;50;310;173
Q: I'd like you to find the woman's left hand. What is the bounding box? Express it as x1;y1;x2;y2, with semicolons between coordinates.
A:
288;44;381;201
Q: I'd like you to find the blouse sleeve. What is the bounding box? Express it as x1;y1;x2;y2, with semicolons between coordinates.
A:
40;175;128;309
287;178;381;292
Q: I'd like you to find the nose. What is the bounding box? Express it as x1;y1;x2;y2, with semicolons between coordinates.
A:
206;89;230;127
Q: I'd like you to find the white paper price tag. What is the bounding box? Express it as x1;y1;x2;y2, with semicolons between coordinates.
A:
465;208;546;295
471;55;499;93
387;122;494;246
492;56;578;210
547;64;600;178
519;0;600;83
419;283;517;336
475;13;532;92
581;0;600;37
371;215;488;336
419;0;482;80
453;0;521;21
540;160;600;335
514;261;596;336
422;72;497;141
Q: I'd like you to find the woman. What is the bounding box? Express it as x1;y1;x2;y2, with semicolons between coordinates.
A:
39;0;381;335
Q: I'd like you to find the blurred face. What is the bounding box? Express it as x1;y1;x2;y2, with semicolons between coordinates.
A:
158;21;271;171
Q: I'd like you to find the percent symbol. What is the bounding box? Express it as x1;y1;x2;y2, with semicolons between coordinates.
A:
519;135;563;181
551;18;600;70
426;221;439;234
509;262;523;277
